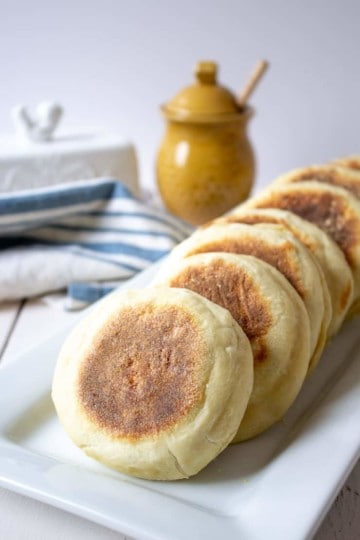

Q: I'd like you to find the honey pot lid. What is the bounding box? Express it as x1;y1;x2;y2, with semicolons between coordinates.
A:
162;61;243;122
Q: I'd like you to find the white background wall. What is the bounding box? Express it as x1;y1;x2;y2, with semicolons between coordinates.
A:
1;0;359;192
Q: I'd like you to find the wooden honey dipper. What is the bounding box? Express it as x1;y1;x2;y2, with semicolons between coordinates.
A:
238;60;269;109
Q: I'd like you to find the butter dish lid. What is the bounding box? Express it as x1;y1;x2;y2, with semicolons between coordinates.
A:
162;61;244;123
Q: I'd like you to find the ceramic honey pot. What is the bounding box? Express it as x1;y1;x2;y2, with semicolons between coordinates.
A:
156;60;267;225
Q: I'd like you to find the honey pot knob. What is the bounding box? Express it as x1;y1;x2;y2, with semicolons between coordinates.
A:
194;61;218;85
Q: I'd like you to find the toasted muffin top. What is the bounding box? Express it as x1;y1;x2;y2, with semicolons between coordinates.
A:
154;251;312;442
223;213;281;227
218;212;317;248
277;165;360;199
168;257;273;364
251;184;360;268
334;157;360;171
52;286;254;479
186;233;305;299
78;303;205;440
221;208;354;332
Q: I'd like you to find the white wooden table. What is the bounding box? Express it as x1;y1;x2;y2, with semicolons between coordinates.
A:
0;299;359;540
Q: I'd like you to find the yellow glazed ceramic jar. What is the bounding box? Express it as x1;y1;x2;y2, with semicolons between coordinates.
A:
156;61;256;225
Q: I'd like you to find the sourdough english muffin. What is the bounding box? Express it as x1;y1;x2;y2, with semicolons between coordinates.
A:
52;287;253;480
157;222;331;372
333;155;360;172
272;164;360;200
219;208;353;337
154;252;311;441
242;181;360;316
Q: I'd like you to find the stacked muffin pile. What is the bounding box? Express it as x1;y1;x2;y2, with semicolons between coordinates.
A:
52;156;360;481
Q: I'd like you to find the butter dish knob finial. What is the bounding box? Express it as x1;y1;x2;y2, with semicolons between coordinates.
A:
11;101;64;143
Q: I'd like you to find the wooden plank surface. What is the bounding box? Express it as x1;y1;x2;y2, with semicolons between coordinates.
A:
316;462;360;539
0;301;21;361
1;298;79;367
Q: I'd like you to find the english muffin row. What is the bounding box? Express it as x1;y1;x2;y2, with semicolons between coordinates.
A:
52;156;360;481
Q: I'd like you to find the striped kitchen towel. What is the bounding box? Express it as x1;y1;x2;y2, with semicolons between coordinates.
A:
0;178;193;309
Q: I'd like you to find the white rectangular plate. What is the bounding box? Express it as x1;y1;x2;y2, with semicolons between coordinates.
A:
0;262;360;540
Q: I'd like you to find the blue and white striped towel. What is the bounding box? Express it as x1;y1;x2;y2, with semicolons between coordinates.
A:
0;178;193;309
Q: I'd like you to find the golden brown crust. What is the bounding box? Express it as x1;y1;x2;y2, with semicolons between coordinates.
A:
219;213;320;253
335;158;360;171
168;259;273;364
154;252;312;442
223;214;280;226
286;166;360;199
78;304;205;440
52;287;254;480
253;189;360;268
221;208;354;336
187;236;305;299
